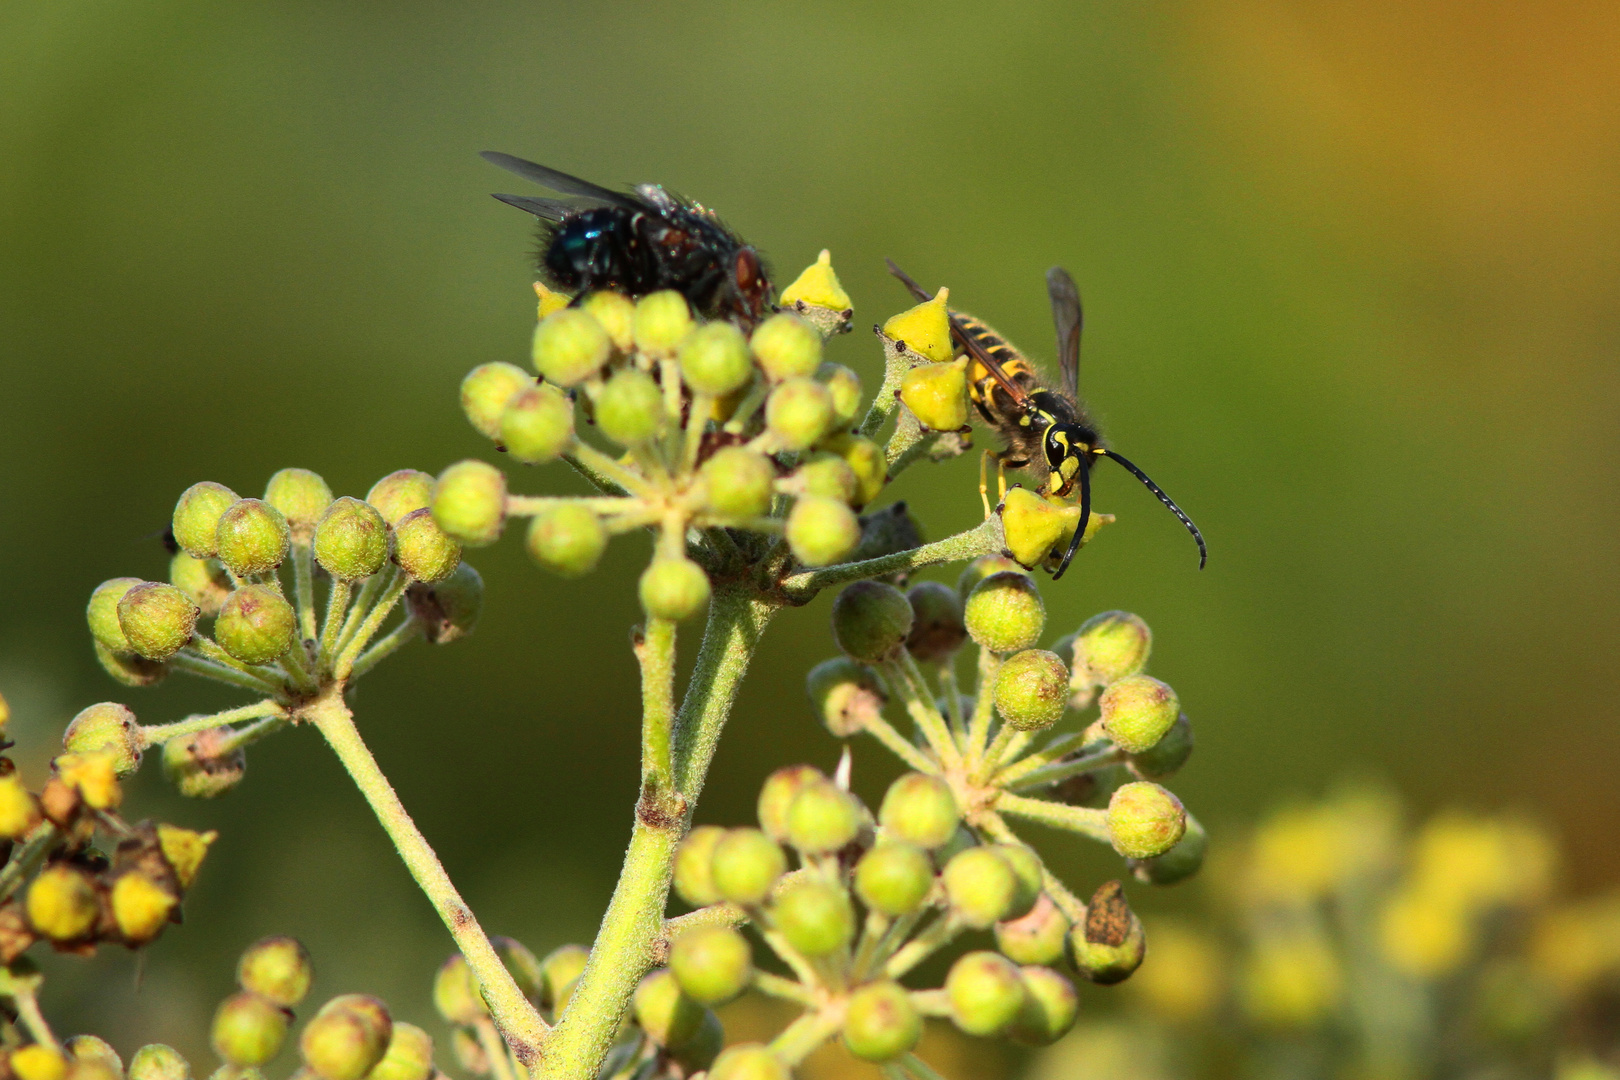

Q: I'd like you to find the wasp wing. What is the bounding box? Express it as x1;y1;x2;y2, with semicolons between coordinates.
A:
480;152;644;210
1047;267;1082;402
885;258;1030;407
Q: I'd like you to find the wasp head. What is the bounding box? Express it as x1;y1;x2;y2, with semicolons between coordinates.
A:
1042;422;1099;498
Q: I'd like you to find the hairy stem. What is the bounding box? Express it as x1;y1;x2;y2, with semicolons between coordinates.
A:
139;699;285;748
992;731;1093;787
304;690;549;1062
752;970;814;1005
885;912;965;979
995;792;1111;844
779;517;1003;603
349;617;424;681
636;619;677;805
168;652;283;695
769;1010;841;1066
1004;745;1123;793
293;544;317;642
0;823;58;905
333;573;412;678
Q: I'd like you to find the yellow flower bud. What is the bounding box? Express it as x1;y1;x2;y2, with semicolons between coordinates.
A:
898;356;969;431
821;434;886;508
0;775;41;840
778;250;853;336
881;287;953;364
26;865;101;942
1378;888;1474;979
54;752;121;811
533;281;571;319
157;824;217;889
11;1046;69;1080
111;871;179;944
1000;487;1112;569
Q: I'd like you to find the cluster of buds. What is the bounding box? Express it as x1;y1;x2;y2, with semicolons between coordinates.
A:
443;249;922;620
208;936;439;1080
0;695;214;962
82;467;483;798
433;939;588;1080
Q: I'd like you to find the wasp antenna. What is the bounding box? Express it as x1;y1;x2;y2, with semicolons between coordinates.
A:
1051;458;1091;580
884;259;934;303
1097;449;1207;569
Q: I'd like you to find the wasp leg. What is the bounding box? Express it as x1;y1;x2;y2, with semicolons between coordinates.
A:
979;450;996;518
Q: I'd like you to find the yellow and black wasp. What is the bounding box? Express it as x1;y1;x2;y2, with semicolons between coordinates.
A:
887;260;1206;578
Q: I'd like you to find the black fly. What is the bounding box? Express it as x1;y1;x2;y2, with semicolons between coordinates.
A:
481;152;773;326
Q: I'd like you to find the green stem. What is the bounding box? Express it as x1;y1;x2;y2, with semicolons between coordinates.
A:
506;495;636;517
349;617;424;681
887;430;941;479
897;649;961;767
139;699;285;747
779;517;1003;603
752;971;813;1005
992;731;1093;787
0;823;58;904
901;1052;951;1080
881;658;958;770
858;347;908;438
939;662;966;742
1004;746;1123;793
568;442;655;498
908;989;952;1018
335;569;394;657
636;619;677;804
885;913;965;979
187;635;286;691
768;1010;841;1067
320;578;354;664
883;407;925;467
304;691;549;1063
168;652;284;695
215;714;291;755
976;726;1031;781
995;792;1111;844
474;1018;519;1080
293;543;317;642
539;587;775;1080
859;711;938;775
11;987;59;1051
333;573;412;679
966;648;1000;759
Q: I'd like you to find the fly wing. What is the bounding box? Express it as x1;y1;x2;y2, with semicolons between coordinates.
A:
1047;266;1082;401
490;193;572;221
480;151;643;210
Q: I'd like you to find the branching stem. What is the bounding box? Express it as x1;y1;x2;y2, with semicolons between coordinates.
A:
139;699;285;747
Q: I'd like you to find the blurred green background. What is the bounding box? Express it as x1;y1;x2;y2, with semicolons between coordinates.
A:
2;0;1617;1070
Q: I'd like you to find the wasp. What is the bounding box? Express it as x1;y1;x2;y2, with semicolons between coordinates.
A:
887;260;1206;577
481;151;773;326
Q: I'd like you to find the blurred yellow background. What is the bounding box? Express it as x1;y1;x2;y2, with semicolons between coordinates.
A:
2;0;1616;1071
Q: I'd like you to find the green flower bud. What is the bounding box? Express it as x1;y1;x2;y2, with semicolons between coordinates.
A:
127;1045;189;1080
111;869;179;943
994;650;1069;732
1070;880;1145;984
750;312;822;381
367;1023;433;1080
1099;674;1179;754
772;879;855;957
313;498;389;581
639;555;711;621
392;508;463;583
117;582;199;661
854;841;934;917
673;825;726;907
88;577;143;653
995;892;1071;966
634;291;696;357
532;308;611;386
215;585;296;665
1106;781;1186;859
63;702;141;776
66;1036;122;1076
1128;712;1193;780
366;470;434;526
432;461;507;547
899;356;970;431
944;847;1019;928
831;581;913;662
500;385;575;465
711;828;787;906
537;942;585;1011
300;994;392;1080
879;772;960;849
955;555;1026;599
634;969;704;1049
669;926;752;1006
757;764;824;842
94;640;168;687
170;553;232;617
817;363;864;428
784;779;861;853
843;980;921;1062
216;499;291;577
238;936;313;1007
580;291;635;353
162;729;246;799
25;864;98;941
1001;488;1109;569
945;951;1027;1037
461;362;533;441
449;1028;486;1075
211;992;289;1068
431;956;483;1025
708;1045;788;1080
597;368;665;446
1131;812;1206;886
764;377;834;451
678;321;754;397
903;581;966;663
172;482;240;558
406;563;483;644
820;432;884;508
964;571;1045;654
263;469;333;539
525;504;607;578
787;454;858;504
1072;610;1151;688
668;1009;723;1074
1010;966;1079;1046
851;501;925;563
993;844;1044;920
699;448;776;519
805;657;884;739
785;495;860;567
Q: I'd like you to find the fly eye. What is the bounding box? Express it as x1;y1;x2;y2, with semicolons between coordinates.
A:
734;249;760;290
